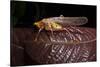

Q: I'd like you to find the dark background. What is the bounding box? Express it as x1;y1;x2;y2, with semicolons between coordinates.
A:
11;1;96;28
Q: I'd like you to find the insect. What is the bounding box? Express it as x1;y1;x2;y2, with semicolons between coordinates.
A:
33;15;89;44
